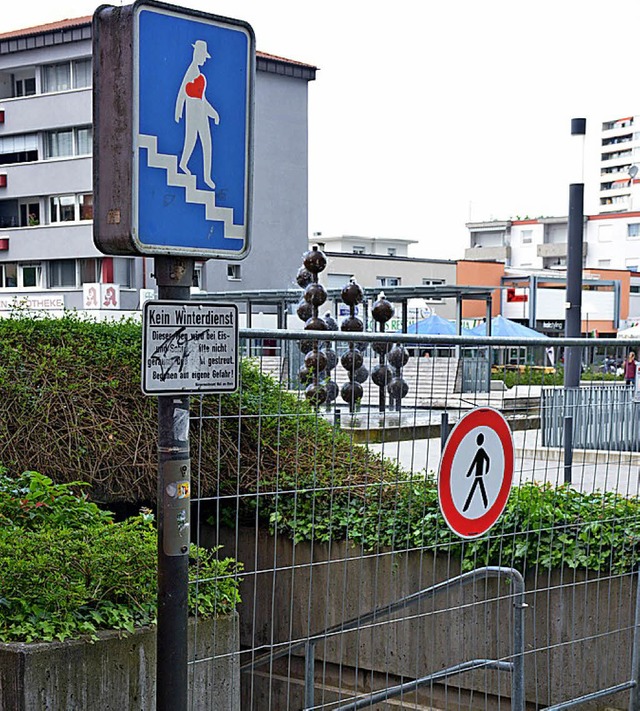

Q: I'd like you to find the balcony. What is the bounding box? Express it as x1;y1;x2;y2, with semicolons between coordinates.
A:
0;89;91;134
464;245;511;262
537;242;588;258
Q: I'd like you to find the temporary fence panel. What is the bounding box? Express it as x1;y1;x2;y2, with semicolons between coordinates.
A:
187;330;640;711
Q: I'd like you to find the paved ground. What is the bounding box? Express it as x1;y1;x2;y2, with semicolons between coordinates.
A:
368;427;640;497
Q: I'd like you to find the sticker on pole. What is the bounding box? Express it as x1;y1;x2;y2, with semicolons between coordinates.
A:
142;300;238;395
438;407;514;539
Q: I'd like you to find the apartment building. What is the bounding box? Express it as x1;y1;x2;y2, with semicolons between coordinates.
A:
312;235;458;321
599;115;640;214
0;15;315;315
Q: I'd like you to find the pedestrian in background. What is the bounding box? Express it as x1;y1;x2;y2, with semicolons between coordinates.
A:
624;351;637;385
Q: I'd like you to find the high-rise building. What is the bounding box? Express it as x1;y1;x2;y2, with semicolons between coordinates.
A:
599;116;640;214
0;15;316;316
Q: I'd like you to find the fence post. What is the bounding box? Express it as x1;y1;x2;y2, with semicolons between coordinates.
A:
305;640;315;710
563;415;573;485
440;412;450;450
629;569;640;711
155;256;194;711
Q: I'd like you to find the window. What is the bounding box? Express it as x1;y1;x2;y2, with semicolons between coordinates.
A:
112;258;133;288
0;133;38;165
352;246;365;254
422;278;445;302
0;263;17;288
227;264;241;280
73;59;92;89
0;262;41;288
628;223;640;239
14;76;35;97
49;260;77;287
79;258;100;284
43;63;71;93
19;202;40;227
50;195;76;223
49;193;93;223
377;276;400;287
598;259;611;268
42;59;92;94
387;247;397;256
521;230;533;244
20;264;41;288
327;273;351;288
46;130;74;158
45;127;92;159
79;194;93;221
193;262;204;289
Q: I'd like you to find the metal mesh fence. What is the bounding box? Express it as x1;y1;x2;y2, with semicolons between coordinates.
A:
187;330;640;711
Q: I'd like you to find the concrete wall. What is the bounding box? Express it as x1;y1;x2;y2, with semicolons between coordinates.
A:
0;615;239;711
211;526;637;710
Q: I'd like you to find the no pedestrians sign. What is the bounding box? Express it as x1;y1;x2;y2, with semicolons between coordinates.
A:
438;407;514;539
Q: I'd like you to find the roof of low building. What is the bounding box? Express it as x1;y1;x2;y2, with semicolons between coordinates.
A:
0;15;317;73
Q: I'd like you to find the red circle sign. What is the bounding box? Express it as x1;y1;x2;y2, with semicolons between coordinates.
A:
438;407;514;539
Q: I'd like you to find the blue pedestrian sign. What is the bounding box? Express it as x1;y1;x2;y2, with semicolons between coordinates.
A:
93;1;254;259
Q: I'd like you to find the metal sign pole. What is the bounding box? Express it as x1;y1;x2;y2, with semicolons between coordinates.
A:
155;255;194;711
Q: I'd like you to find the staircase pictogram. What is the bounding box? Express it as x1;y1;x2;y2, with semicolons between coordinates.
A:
138;134;244;240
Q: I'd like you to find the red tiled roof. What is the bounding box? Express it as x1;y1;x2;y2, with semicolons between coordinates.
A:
0;16;93;40
0;16;318;69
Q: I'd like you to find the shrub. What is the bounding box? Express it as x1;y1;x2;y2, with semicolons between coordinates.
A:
0;470;242;643
0;313;398;502
241;476;640;576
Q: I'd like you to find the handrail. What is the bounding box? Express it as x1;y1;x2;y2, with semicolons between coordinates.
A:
241;566;526;711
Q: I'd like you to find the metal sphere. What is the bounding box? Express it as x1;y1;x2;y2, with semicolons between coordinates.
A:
296;266;314;288
387;377;409;400
304;348;328;373
340;316;364;333
304;282;328;307
341;381;363;407
298;366;313;385
305;382;327;406
353;365;369;384
372;341;392;356
387;346;410;369
298;339;314;354
371;297;394;323
325;379;338;403
355;341;369;354
324;348;338;371
340;349;363;372
341;280;364;306
302;246;327;274
371;364;392;387
296;299;313;322
305;317;328;331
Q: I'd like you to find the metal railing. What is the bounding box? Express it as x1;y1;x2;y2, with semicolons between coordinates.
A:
241;566;526;710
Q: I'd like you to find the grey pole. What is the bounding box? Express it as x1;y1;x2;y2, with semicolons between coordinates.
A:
564;118;586;389
155;256;194;711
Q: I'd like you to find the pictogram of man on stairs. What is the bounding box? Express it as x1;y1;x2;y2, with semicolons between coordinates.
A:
175;39;219;190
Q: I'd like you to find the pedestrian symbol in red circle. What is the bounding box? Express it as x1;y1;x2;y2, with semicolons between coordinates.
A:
438;407;514;539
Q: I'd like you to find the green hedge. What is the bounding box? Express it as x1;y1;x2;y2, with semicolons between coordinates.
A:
0;313;398;502
244;475;640;575
0;470;241;643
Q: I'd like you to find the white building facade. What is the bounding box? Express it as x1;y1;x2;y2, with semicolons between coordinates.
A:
0;16;315;316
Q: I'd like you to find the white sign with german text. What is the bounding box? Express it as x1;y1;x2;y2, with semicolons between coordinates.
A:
142;300;238;395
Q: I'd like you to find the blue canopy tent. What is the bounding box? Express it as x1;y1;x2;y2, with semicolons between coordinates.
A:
466;314;541;339
405;314;458;335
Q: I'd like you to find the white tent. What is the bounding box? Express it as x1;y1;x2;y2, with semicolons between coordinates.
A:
617;324;640;339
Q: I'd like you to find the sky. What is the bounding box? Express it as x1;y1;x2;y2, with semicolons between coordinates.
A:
5;0;640;260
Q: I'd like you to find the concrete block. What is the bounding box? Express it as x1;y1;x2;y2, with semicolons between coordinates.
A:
0;615;239;711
